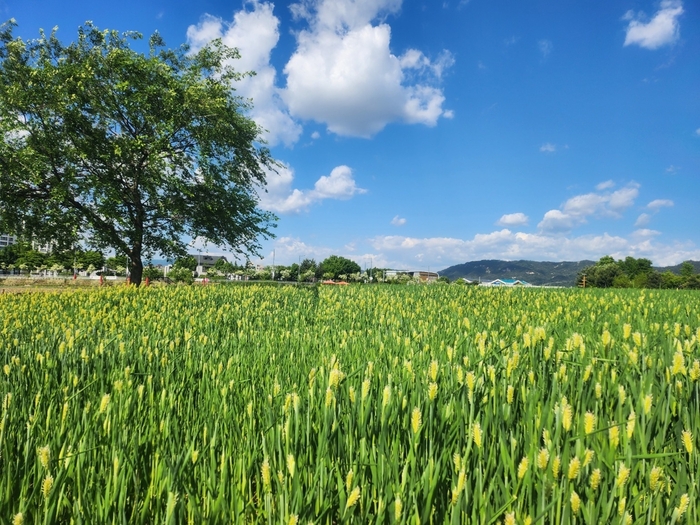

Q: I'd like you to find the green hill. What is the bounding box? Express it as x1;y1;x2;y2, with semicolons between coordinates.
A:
440;259;700;287
439;259;595;287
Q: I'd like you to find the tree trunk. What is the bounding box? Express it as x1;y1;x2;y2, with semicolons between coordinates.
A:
130;256;144;286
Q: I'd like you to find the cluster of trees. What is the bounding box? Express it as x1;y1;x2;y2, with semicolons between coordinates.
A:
185;255;365;283
0;242;172;280
280;256;363;282
0;241;105;275
164;254;367;284
577;256;700;289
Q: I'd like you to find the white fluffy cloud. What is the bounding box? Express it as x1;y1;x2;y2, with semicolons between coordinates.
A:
635;213;651;227
187;0;454;143
187;2;302;147
647;198;674;210
258;163;366;213
391;215;407;226
497;213;529;226
623;0;684;50
264;236;389;268
370;229;700;268
538;183;639;233
283;0;454;137
539;143;556;153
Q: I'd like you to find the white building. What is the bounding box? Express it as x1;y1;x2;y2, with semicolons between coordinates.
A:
0;234;16;248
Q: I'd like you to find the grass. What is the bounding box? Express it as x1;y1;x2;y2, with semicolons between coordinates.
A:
0;284;698;523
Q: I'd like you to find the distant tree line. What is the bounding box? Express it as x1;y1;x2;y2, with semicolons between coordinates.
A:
0;241;171;279
165;254;367;283
578;256;700;289
0;241;106;275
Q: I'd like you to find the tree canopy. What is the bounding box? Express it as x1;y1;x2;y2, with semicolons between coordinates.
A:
0;20;276;285
578;256;699;289
320;255;361;280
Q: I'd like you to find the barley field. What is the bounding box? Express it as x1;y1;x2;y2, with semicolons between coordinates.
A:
1;284;698;524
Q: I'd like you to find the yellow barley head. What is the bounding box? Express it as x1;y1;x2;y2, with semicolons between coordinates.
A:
395;496;403;521
618;496;626;516
411;407;422;435
517;456;529;479
561;402;572;432
42;475;53;499
506;385;514;404
38;446;50;470
552;455;561;480
615;463;630;489
583;364;592;382
261;458;271;492
632;331;642;347
288;515;298;525
429;360;438;381
643;394;652;415
672;350;686;376
649;466;663;492
382;384;391;408
361;378;370;402
584;412;596;434
345;486;360;510
537;448;549;470
673;494;689;520
583;449;594;467
570;491;581;515
681;430;693;454
609;424;620;449
12;513;23;525
428;382;438;401
325;387;335;408
623;323;631;339
466;371;475;391
287;454;296;478
472;421;482;449
626;411;636;439
457;468;466;494
567;457;581;480
618;385;626;405
590;468;601;490
504;512;515;525
689;360;700;381
329;368;342;388
99;393;110;414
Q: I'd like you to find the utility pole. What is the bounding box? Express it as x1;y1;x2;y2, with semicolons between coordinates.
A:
271;250;275;281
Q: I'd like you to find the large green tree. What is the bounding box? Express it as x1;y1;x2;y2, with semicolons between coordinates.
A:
0;21;276;285
320;255;361;280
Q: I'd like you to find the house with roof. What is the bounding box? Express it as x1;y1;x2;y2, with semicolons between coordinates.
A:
191;254;228;275
480;278;532;287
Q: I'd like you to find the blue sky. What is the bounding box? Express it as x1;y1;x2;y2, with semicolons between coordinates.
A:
4;0;699;270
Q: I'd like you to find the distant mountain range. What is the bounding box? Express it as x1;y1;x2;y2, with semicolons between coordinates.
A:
439;260;700;287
